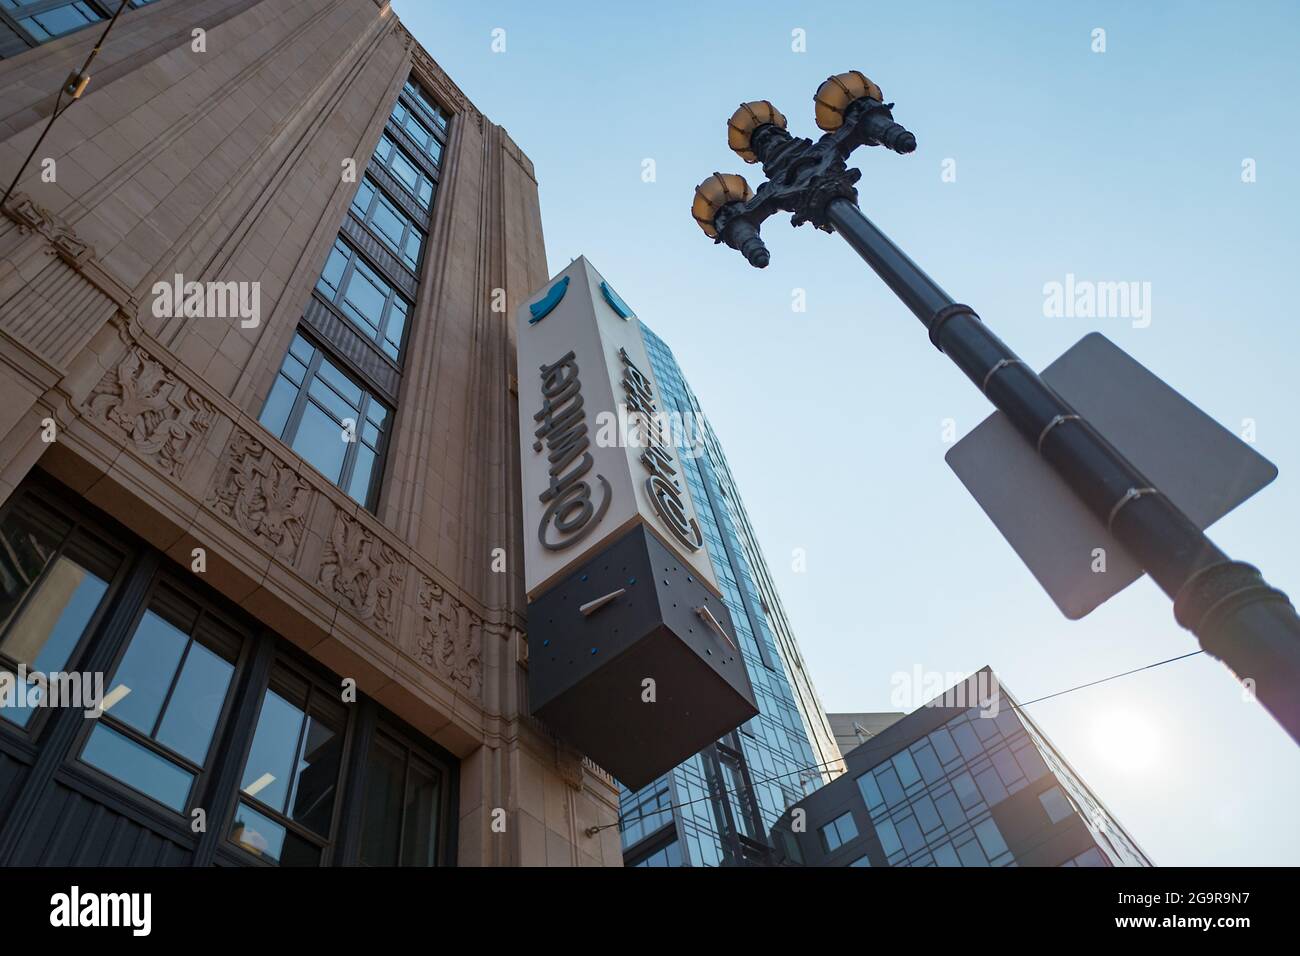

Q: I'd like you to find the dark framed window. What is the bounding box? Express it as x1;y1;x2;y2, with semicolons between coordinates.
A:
819;811;858;853
78;582;242;813
315;237;410;360
390;98;443;166
229;663;348;866
349;175;424;272
259;332;391;509
359;726;450;866
0;0;156;51
0;492;123;729
402;79;449;133
373;132;436;210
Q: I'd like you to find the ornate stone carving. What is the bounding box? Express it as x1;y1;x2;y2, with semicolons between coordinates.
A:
318;511;405;635
207;429;311;560
86;343;215;479
3;192;131;304
416;575;483;698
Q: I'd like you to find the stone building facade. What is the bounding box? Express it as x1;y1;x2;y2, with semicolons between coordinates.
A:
0;0;621;866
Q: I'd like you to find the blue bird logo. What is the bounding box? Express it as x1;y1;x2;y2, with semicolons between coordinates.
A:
528;275;570;324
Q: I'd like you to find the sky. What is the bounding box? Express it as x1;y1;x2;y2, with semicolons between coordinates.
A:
394;0;1300;866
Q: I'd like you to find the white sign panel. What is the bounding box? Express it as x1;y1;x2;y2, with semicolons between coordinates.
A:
515;257;720;600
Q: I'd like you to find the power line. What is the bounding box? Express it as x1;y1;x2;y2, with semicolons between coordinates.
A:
0;0;132;212
597;650;1204;836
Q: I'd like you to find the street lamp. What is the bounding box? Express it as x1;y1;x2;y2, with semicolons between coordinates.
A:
693;70;1300;747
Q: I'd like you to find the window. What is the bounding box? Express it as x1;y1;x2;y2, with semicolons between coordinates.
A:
892;749;921;787
259;333;391;509
875;817;902;856
403;79;449;132
819;811;858;853
849;854;872;867
81;585;240;812
1038;785;1074;824
374;133;436;209
856;771;883;810
315;238;410;360
359;730;446;866
631;840;682;867
349;176;425;272
973;817;1009;859
0;495;121;727
10;1;102;41
390;99;443;165
230;665;347;865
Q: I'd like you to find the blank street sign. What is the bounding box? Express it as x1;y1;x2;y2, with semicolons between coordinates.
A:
945;333;1277;619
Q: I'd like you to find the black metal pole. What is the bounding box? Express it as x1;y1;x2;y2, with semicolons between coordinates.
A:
825;196;1300;744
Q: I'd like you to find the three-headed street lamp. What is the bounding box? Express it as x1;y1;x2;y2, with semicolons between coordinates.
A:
692;71;1300;746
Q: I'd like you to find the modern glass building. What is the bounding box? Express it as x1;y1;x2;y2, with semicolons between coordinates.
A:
770;668;1152;867
617;324;842;867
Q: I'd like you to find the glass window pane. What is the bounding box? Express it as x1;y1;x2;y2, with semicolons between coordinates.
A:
292;404;349;483
874;766;904;806
0;556;107;674
933;842;961;866
993;746;1024;787
0;500;71;631
929;726;959;764
241;689;304;814
308;377;360;424
951;721;983;759
341;268;387;334
856;772;883;810
155;640;234;764
1014;744;1049;782
259;375;298;438
347;445;376;505
1039;785;1074;824
287;706;343;836
317;244;348;297
912;742;944;784
913;794;943;834
875;817;902;856
975;766;1009;805
231;801;321;866
952;771;981;809
401;758;441;867
360;737;405;866
935;791;966;829
956;837;988;867
893;749;921;787
104;609;188;735
974;817;1009;858
81;724;192;812
315;358;363;405
896;814;925;854
289;334;314;364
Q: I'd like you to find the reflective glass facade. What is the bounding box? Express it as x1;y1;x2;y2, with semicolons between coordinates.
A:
617;324;842;866
771;670;1152;867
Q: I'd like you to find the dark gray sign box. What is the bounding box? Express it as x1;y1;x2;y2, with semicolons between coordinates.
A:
527;523;759;791
946;333;1278;619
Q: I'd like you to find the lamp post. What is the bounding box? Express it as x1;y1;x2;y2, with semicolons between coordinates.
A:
692;70;1300;746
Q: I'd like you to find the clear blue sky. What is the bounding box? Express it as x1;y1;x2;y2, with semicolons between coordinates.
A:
395;0;1300;865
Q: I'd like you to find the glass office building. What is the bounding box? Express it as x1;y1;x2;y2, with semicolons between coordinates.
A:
617;324;842;867
770;668;1152;867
